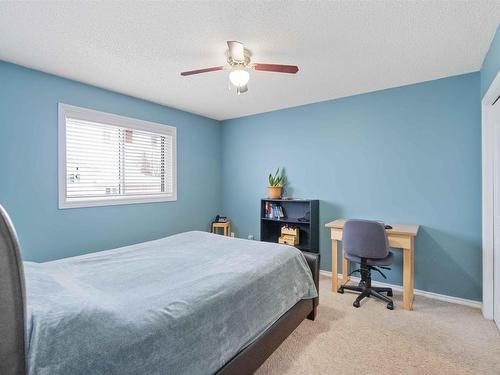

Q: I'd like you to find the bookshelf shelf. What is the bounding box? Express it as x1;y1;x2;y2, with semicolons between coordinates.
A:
260;217;309;224
260;198;319;253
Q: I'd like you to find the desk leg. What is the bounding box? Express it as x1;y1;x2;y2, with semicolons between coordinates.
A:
403;238;415;310
342;246;349;284
410;237;415;297
331;239;339;292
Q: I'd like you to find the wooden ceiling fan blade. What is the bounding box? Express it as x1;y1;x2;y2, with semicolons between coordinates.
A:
227;41;245;62
180;66;224;76
254;64;299;74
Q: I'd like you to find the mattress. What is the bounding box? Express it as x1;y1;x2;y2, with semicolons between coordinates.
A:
23;231;317;374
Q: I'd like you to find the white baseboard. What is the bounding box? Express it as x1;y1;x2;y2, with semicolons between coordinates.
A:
319;270;482;309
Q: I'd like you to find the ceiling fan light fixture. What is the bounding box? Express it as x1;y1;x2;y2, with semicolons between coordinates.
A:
180;41;299;95
229;69;250;87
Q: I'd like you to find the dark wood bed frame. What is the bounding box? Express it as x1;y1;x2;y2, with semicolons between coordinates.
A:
0;205;319;375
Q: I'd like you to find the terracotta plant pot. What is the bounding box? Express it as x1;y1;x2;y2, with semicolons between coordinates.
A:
267;186;282;199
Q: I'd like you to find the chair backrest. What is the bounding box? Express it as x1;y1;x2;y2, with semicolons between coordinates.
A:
343;219;389;259
0;205;26;375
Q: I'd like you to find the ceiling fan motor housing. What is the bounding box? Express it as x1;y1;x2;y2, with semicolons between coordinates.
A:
226;48;251;67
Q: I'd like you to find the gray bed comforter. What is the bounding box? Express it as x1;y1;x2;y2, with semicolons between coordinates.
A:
23;231;317;375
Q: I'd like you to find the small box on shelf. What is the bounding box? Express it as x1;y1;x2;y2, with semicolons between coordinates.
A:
281;225;299;238
279;224;300;245
278;235;299;246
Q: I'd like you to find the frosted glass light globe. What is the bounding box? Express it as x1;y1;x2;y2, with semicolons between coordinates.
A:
229;69;250;87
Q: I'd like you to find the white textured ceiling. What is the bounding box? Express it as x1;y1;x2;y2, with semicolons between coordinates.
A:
0;1;499;120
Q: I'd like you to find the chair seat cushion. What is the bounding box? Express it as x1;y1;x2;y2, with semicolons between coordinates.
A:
345;251;394;266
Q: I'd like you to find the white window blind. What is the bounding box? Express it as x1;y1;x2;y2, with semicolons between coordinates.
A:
59;104;176;208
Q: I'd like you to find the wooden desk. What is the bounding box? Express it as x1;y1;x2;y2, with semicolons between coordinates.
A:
212;221;231;236
325;219;419;310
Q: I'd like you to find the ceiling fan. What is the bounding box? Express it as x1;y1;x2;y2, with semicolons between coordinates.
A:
180;41;299;94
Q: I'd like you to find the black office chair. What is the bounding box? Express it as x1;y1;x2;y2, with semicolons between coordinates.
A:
339;219;394;310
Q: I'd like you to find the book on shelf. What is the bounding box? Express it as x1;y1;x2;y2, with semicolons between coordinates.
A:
265;202;285;219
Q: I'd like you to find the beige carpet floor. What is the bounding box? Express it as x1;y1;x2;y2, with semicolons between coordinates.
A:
256;275;500;375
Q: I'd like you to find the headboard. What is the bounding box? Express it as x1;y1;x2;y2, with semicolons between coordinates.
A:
0;205;27;375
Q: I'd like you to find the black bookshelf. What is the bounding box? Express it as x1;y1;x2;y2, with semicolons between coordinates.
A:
260;199;319;253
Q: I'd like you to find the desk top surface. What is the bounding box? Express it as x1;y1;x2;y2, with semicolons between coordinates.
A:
325;219;419;236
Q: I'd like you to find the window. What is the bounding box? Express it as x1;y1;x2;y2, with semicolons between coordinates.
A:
58;104;176;208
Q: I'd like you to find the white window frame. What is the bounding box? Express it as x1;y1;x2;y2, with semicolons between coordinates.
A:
58;103;177;209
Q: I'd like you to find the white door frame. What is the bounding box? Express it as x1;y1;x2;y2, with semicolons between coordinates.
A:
482;71;500;320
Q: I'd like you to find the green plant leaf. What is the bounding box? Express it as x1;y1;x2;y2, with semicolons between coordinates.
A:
268;168;286;187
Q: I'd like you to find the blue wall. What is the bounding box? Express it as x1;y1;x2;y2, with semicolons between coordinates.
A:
0;61;222;262
0;58;487;301
481;24;500;97
221;73;481;301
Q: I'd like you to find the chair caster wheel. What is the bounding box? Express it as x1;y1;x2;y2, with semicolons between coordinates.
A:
338;288;344;294
353;300;360;308
387;303;394;310
387;291;393;297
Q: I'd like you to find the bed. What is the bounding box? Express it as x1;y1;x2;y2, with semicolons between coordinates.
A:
0;205;319;375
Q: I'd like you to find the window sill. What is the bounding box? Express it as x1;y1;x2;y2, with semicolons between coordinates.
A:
58;194;177;209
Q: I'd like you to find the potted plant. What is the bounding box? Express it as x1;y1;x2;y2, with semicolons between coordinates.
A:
267;168;286;199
